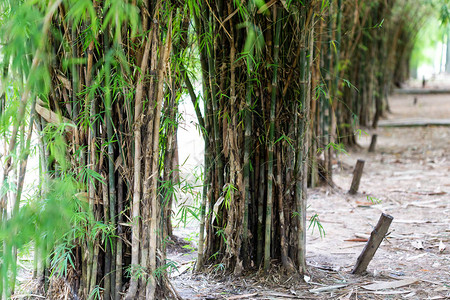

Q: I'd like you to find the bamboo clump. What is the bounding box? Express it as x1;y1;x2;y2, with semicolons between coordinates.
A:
0;0;432;298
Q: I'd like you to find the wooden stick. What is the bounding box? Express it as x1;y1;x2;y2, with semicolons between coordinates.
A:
352;213;394;274
368;134;377;152
349;159;365;194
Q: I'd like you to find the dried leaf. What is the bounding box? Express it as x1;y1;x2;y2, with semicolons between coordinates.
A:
170;263;192;278
226;293;258;300
373;290;411;295
394;219;432;224
57;73;72;91
338;290;353;300
211;196;224;225
344;238;368;242
439;240;446;253
35;102;75;130
362;278;418;291
309;284;348;293
406;253;427;261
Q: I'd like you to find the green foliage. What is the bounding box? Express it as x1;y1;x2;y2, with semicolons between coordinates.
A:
153;259;178;280
367;195;382;204
237;22;265;73
439;0;450;25
308;213;325;238
343;79;359;92
125;264;148;281
89;285;104;300
354;128;369;139
223;183;237;211
213;262;225;273
181;234;198;253
325;142;348;155
50;244;76;278
0;174;86;294
101;0;140;40
173;172;203;227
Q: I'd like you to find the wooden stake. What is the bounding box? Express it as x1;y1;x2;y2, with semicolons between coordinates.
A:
368;134;377;152
352;213;394;274
349;159;365;195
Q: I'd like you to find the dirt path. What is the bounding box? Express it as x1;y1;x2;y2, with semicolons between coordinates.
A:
305;92;450;299
170;91;450;299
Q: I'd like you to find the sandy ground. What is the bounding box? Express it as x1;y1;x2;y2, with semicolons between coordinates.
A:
170;89;450;299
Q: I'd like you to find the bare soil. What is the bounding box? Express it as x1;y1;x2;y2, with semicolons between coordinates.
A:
170;89;450;299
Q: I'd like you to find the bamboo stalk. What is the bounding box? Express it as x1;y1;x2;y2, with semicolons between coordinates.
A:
277;148;295;273
146;13;172;299
264;6;282;272
300;9;315;273
115;175;124;300
242;25;254;267
334;0;342;135
182;68;205;137
105;44;118;300
325;3;333;184
139;23;159;292
88;241;100;297
194;6;210;272
256;148;265;266
10;100;36;294
125;25;154;300
102;177;111;300
207;38;224;197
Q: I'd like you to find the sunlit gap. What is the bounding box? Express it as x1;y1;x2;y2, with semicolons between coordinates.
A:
410;12;450;85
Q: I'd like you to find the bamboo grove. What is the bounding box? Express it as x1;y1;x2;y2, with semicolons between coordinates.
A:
0;0;437;299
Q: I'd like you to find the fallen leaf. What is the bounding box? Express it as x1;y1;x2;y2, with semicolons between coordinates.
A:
362;278;419;291
169;262;192;278
403;292;416;298
411;240;424;250
373;290;411;295
344;238;368;242
406;253;427;261
412;191;446;196
356;201;374;206
226;293;258;300
338;290;353;300
309;284;348;293
394;219;433;224
439;240;446;252
262;292;299;299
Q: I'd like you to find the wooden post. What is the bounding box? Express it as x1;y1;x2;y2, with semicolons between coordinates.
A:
368;134;377;152
352;213;394;274
349;159;365;195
